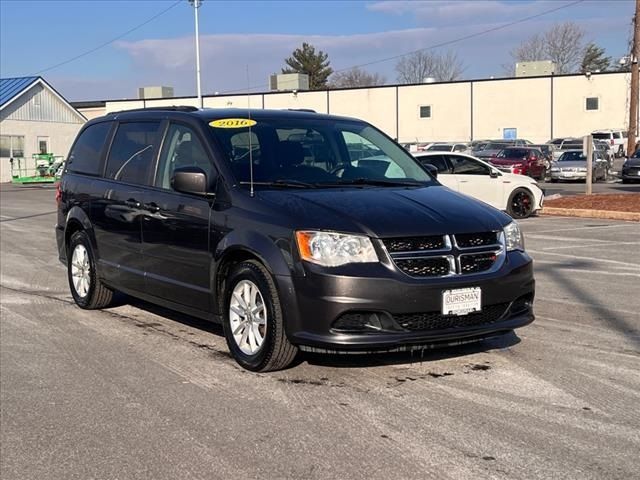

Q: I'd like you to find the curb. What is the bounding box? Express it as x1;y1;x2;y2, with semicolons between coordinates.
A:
541;207;640;222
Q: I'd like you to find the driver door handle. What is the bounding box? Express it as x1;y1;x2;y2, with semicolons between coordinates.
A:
143;202;161;213
124;198;141;208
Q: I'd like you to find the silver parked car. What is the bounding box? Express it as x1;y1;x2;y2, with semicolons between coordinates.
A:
549;150;608;183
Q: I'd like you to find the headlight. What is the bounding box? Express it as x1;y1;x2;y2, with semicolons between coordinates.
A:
503;221;524;252
550;167;559;172
578;167;587;172
296;231;378;266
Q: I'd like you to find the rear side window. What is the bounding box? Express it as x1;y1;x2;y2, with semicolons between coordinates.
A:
105;122;162;185
66;122;112;175
419;155;451;173
450;155;489;175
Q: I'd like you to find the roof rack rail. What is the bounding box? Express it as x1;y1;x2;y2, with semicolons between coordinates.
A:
111;106;199;114
287;108;316;113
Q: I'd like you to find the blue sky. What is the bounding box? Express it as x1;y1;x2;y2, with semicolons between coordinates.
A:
0;0;634;101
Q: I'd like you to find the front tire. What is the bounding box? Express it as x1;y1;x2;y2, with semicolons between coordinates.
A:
507;188;535;219
222;260;298;372
67;231;113;309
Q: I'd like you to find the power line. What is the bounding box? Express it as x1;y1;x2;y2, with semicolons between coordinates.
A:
218;0;585;95
32;0;183;76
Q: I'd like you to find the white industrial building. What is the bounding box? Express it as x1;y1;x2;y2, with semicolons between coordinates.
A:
76;71;633;146
0;76;85;183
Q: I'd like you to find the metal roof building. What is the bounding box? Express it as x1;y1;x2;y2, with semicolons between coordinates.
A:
0;76;85;183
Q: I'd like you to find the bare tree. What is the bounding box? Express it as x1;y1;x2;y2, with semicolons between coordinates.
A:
545;22;586;74
432;51;466;82
395;50;465;84
508;22;586;75
330;67;386;88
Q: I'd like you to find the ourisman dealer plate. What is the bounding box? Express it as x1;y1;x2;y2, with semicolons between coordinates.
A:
442;287;482;316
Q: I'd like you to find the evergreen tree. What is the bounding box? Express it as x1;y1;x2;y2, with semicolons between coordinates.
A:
282;43;333;90
581;43;611;73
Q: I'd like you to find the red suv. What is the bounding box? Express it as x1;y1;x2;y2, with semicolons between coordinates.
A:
489;147;546;180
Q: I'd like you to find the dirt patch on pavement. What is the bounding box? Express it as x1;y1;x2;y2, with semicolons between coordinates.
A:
545;194;640;213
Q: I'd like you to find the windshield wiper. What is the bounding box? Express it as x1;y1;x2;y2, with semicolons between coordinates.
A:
239;180;316;189
316;178;425;187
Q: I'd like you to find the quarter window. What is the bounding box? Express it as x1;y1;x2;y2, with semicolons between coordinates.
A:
586;97;599;111
419;105;431;118
156;124;214;190
105;122;161;185
66;122;112;175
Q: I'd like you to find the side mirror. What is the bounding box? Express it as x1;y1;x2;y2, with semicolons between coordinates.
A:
171;166;209;195
423;163;438;178
490;169;500;178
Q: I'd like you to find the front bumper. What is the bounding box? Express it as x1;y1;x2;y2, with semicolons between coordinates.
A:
549;171;588;181
621;168;640;180
277;251;535;350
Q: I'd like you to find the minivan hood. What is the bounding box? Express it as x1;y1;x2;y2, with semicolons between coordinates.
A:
257;186;511;238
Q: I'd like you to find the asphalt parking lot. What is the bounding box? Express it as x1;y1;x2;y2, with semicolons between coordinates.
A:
1;183;639;480
538;157;640;196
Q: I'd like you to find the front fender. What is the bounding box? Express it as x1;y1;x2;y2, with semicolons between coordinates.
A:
215;229;296;278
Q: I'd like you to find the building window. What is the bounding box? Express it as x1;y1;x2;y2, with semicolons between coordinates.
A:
37;137;50;154
419;105;431;118
586;97;599;111
0;135;25;158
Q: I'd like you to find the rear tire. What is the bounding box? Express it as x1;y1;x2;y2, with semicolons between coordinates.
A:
222;260;298;372
507;187;535;219
67;230;113;309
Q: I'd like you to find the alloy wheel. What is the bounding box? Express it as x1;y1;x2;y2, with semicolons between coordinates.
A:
70;244;91;298
229;280;267;355
510;191;533;218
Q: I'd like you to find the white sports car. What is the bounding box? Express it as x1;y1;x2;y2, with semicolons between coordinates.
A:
414;152;544;219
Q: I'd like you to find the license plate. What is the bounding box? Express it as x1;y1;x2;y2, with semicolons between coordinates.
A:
442;287;482;316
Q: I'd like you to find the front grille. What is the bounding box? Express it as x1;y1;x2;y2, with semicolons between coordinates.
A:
382;231;504;278
395;303;510;331
454;232;499;248
383;235;445;253
460;252;498;274
395;258;451;277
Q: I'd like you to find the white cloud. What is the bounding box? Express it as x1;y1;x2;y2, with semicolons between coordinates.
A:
366;0;546;24
52;9;631;101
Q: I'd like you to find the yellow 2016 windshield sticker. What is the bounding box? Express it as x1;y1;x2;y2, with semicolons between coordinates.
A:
209;118;257;128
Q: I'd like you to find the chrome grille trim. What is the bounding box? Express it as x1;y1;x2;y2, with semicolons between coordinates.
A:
382;231;506;278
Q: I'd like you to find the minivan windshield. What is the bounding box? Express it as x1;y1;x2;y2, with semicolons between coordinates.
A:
206;117;433;188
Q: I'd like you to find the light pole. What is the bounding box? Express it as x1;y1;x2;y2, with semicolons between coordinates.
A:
189;0;203;109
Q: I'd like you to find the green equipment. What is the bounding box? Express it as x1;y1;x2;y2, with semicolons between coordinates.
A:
11;153;64;184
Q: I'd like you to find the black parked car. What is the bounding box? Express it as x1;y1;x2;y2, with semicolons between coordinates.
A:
621;151;640;183
56;107;535;371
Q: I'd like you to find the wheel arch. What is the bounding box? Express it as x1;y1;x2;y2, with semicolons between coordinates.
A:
213;233;294;315
64;207;99;259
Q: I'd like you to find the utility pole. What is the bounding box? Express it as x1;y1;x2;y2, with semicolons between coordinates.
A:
627;0;640;157
585;135;593;195
189;0;203;109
